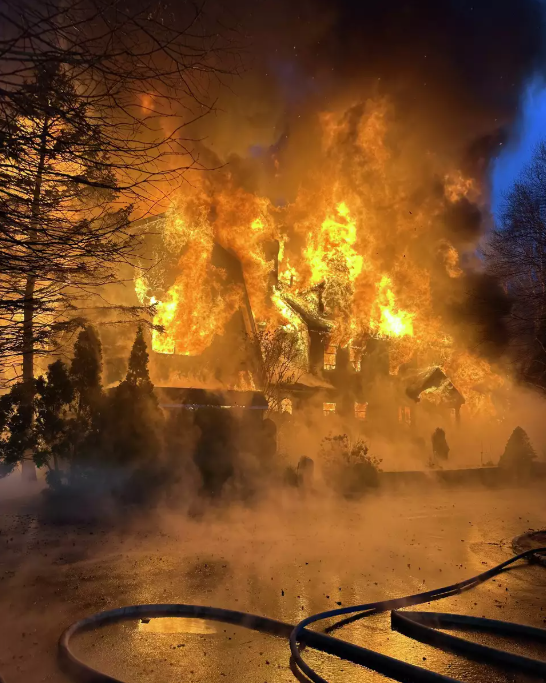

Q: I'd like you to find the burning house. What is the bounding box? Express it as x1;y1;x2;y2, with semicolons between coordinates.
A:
125;209;471;455
119;97;510;461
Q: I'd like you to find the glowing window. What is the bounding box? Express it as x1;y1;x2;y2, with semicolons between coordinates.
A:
398;406;411;424
324;345;337;370
355;402;368;420
350;347;361;372
323;402;336;416
281;398;293;414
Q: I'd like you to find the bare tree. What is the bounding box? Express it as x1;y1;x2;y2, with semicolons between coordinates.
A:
486;142;546;390
252;328;305;412
0;0;239;372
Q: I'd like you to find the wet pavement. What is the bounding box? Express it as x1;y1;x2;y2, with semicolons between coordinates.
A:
0;483;544;682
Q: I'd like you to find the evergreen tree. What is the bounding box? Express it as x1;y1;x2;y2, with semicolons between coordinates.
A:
0;358;75;482
68;325;104;473
126;326;153;391
0;382;36;475
34;360;74;488
499;426;536;472
104;328;163;473
432;427;449;461
70;326;103;416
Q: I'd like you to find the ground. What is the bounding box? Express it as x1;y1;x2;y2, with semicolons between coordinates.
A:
0;478;544;683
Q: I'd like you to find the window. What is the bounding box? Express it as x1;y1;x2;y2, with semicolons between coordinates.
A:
323;402;336;416
281;398;293;414
355;402;368;420
398;406;411;424
350;347;361;372
324;345;337;370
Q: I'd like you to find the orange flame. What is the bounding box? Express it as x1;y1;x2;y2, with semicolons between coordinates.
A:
133;96;506;415
304;202;364;285
370;276;414;338
138;202;243;355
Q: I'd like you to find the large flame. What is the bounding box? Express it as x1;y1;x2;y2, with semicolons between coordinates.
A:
137;203;242;355
134;96;504;414
370;276;414;338
304;202;364;286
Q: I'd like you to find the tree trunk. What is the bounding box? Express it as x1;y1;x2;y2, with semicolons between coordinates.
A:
20;116;49;482
21;274;37;481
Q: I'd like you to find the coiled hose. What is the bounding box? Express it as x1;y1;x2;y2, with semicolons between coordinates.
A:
59;547;546;683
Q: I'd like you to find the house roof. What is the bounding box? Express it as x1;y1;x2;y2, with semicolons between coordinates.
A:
296;372;336;389
402;366;465;406
278;373;337;397
281;293;334;333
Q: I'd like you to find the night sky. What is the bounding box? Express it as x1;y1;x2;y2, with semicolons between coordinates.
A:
208;0;546;226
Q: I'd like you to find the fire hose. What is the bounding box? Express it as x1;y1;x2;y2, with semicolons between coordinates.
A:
58;547;546;683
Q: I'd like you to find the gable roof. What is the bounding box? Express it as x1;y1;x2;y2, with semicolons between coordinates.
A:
402;366;465;406
281;293;334;333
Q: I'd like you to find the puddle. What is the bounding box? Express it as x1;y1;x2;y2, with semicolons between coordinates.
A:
138;617;216;634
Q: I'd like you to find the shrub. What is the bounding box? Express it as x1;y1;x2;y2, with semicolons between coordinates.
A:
320;433;381;495
101;327;164;489
499;426;536;475
431;427;449;460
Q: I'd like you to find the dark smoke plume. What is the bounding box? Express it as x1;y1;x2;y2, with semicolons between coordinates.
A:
225;0;542;349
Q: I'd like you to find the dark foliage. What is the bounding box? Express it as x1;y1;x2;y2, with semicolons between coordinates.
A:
499;426;536;473
0;382;35;469
126;327;153;390
321;433;381;495
34;360;74;471
102;327;163;470
431;427;449;460
193;409;236;497
70;326;103;416
0;325;166;500
0;63;136;378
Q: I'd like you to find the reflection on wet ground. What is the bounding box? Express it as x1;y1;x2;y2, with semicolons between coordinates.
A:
72;593;544;683
0;485;544;682
138;618;217;635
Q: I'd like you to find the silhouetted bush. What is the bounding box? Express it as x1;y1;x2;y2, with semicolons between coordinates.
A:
499;426;536;477
431;427;449;461
321;433;381;495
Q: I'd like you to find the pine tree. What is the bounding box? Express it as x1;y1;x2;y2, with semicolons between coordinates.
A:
0;63;131;478
104;328;163;474
67;325;104;475
432;427;449;460
499;426;536;471
0;382;36;475
70;326;103;416
34;360;74;488
126;326;153;391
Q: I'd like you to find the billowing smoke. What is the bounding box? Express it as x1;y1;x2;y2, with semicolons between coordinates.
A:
203;0;545;157
179;0;544;365
117;0;546;444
